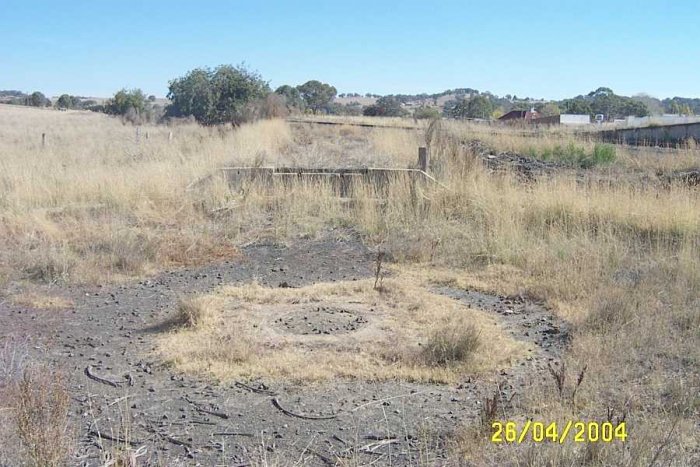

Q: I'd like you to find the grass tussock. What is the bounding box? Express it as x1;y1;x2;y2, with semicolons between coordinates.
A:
420;317;481;366
176;295;223;328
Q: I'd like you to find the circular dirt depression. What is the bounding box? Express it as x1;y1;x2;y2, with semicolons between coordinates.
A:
273;304;368;336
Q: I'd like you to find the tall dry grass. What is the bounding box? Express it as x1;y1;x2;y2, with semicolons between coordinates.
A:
177;122;697;464
1;106;698;464
0;105;292;283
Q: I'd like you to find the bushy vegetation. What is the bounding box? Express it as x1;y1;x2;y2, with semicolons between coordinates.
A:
363;96;405;117
296;80;337;114
445;94;494;119
528;142;616;167
413;106;441;119
561;87;649;119
166;64;270;125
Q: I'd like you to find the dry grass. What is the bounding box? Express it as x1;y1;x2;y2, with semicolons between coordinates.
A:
0;366;73;467
0;104;291;284
159;277;525;383
420;317;481;366
9;290;74;309
1;107;698;463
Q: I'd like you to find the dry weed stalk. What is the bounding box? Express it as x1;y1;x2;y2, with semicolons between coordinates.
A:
547;361;566;398
480;391;499;429
373;248;385;291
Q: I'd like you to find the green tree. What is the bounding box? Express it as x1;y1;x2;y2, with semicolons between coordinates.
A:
29;91;49;107
363;96;405;117
166;65;269;125
561;98;593;115
166;68;214;123
632;93;663;115
274;85;305;111
209;65;270;124
538;102;561;117
669;101;693;116
413;106;441;120
56;94;81;109
621;99;649;117
106;89;146;116
297;80;337;114
449;95;493;119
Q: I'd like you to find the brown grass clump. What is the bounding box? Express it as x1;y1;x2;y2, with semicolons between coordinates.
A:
176;295;223;328
420;317;480;366
11;367;72;467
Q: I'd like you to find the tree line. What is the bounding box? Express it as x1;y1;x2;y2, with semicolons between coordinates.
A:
3;66;698;124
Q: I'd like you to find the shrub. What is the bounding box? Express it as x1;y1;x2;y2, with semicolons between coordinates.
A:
592;143;616;165
421;318;481;366
106;89;146;117
532;142;615;168
414;106;441;120
167;65;270;125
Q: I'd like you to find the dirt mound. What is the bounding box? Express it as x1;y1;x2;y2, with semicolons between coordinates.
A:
466;140;564;179
274;304;368;335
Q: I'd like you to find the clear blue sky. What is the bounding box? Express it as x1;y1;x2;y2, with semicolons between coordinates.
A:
2;1;698;100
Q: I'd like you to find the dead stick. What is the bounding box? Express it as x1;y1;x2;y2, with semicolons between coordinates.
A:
88;430;142;446
85;365;121;388
144;425;192;449
235;381;277;396
271;398;337;420
184;396;229;419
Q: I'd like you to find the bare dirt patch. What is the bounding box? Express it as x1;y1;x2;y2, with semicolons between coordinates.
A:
273;303;369;335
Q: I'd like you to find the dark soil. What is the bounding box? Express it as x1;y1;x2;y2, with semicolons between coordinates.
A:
275;305;368;336
0;230;569;466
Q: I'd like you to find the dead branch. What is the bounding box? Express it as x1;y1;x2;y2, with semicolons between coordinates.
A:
308;449;335;465
84;365;122;388
271;398;338;420
234;381;277;396
88;429;142;446
184;396;229;419
359;438;399;453
143;424;193;449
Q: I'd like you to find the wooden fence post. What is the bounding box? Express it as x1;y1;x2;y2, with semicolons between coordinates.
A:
418;147;429;172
